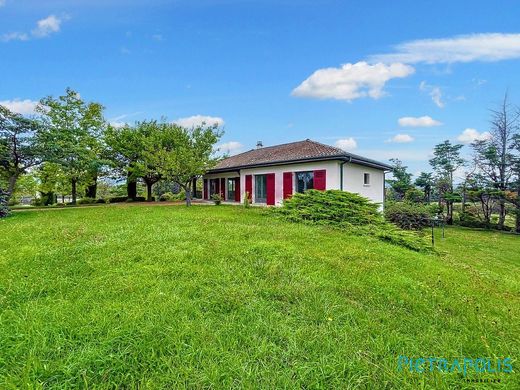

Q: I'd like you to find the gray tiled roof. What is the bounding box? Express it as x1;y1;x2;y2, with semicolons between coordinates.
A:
209;139;392;172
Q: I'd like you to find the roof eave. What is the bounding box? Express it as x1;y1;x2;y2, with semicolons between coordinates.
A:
207;155;392;173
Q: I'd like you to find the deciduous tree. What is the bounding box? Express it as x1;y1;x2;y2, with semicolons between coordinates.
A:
429;140;465;225
36;88;106;204
0;105;40;200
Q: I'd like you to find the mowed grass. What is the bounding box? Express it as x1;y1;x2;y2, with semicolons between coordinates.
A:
0;205;518;389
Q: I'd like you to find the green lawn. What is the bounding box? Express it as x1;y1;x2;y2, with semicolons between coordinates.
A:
0;205;518;389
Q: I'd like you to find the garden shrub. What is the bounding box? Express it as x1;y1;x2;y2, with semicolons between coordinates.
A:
211;194;223;205
77;197;96;205
96;198;107;204
384;201;432;230
159;192;175;201
160;192;186;201
0;189;10;218
243;192;251;208
275;190;431;252
109;196;128;203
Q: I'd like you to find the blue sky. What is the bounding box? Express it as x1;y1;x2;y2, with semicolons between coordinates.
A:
1;0;520;177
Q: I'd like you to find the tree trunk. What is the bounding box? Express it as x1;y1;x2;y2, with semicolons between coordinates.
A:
127;177;137;200
85;176;98;199
515;205;520;234
192;178;197;199
446;201;453;225
71;178;77;205
498;199;506;230
185;186;192;206
146;182;153;202
7;174;18;201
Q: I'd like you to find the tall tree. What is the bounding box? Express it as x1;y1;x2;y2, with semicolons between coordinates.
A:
510;133;520;233
386;158;412;200
0;105;40;200
105;124;141;200
36;88;106;204
429;140;464;225
472;93;519;230
414;172;434;203
152;122;223;206
105;121;164;201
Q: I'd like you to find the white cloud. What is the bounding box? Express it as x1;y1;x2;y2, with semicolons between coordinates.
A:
370;33;520;64
32;15;62;38
419;81;445;108
388;134;414;143
292;61;414;101
174;115;224;128
0;0;5;7
152;34;163;41
398;116;442;127
0;99;38;115
335;137;357;151
1;14;66;43
218;141;243;155
456;128;492;144
1;32;29;42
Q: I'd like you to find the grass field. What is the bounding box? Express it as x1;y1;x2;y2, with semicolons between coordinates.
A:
0;205;519;389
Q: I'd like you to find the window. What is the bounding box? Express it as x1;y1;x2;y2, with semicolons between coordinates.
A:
210;179;218;195
364;173;370;186
227;178;236;201
295;171;314;193
255;175;267;203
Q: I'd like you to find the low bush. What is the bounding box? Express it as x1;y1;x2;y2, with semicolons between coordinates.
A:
0;189;10;218
384;201;432;230
159;192;174;201
243;192;251;208
77;197;96;205
275;190;431;252
211;194;223;205
96;198;107;204
109;196;128;203
159;192;186;201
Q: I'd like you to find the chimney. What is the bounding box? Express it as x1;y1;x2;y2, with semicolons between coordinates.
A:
256;141;263;149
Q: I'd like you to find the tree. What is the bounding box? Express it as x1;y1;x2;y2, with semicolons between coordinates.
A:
0;188;9;218
510;133;520;233
105;121;164;201
152;123;223;206
414;172;434;203
0;105;40;201
429;140;465;225
472;94;519;230
386;158;412;200
36;88;106;204
105;124;141;200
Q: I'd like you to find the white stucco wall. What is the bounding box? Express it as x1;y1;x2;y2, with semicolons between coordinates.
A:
342;163;385;205
204;160;386;206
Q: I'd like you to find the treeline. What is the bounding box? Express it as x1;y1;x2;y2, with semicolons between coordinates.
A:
386;94;520;233
0;88;223;211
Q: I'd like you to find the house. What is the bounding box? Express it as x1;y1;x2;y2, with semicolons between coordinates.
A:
202;139;392;206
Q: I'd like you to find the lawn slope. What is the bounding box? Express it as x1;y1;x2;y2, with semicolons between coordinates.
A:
0;205;518;389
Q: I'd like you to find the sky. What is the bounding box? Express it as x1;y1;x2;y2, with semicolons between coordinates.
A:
1;0;520;177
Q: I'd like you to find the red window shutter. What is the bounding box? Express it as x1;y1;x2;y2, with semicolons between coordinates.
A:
314;169;326;191
266;173;275;205
245;175;252;201
234;177;241;202
203;179;208;200
283;172;293;199
220;178;226;199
